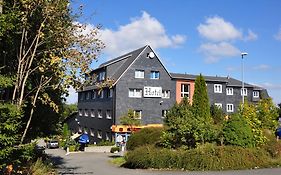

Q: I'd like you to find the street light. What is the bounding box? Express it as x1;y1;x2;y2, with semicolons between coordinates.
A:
241;52;248;105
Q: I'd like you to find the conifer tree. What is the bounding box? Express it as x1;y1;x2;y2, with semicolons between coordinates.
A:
192;74;211;120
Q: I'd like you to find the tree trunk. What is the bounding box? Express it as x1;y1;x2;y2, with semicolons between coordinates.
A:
20;80;41;144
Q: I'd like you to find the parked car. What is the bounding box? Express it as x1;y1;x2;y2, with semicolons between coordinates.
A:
46;140;59;149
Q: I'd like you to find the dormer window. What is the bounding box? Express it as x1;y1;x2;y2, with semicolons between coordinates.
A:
253;91;259;98
98;72;105;81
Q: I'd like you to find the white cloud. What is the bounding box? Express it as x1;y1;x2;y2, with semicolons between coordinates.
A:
65;86;77;104
244;29;258;41
197;16;242;42
99;11;186;56
274;27;281;41
258;82;281;90
252;64;270;71
199;42;240;63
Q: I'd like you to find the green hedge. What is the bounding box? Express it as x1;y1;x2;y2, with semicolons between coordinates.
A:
126;127;163;151
125;145;272;170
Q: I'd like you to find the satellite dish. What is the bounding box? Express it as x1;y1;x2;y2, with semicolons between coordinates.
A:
148;52;155;58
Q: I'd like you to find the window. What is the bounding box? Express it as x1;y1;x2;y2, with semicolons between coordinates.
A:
98;72;105;81
106;132;110;141
92;91;96;99
162;90;170;98
98;90;104;98
135;70;144;78
109;89;113;98
98;110;102;118
78;109;83;116
129;89;142;98
84;109;89;117
150;71;160;79
105;89;113;98
180;84;189;98
79;93;85;101
241;88;247;96
226;87;233;95
90;128;95;136
90;109;95;117
226;104;234;112
214;84;222;93
86;91;90;100
134;110;142;119
215;103;223;108
106;110;111;119
253;91;259;98
84;127;88;134
97;130;102;139
162;110;168;118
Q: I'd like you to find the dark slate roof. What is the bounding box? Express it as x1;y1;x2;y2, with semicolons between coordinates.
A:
110;46;147;83
170;73;259;88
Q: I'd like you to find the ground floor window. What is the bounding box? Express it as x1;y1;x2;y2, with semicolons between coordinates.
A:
134;110;142;119
97;130;102;139
162;110;168;118
226;104;234;112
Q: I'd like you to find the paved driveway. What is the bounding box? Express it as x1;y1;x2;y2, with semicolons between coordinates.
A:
46;148;281;175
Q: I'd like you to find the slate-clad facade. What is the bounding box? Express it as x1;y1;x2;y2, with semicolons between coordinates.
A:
71;45;269;143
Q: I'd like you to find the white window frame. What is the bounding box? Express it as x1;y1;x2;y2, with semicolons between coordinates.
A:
90;109;95;117
84;109;89;117
162;110;168;118
162;90;170;99
84;127;88;134
134;110;142;119
180;84;190;98
128;89;142;98
226;87;233;95
253;91;259;98
214;84;222;93
214;103;223;109
92;91;96;99
106;110;112;119
241;88;247;96
135;70;144;78
97;130;102;139
78;109;83;116
109;89;113;98
99;90;104;98
86;92;90;100
98;109;102;118
98;72;105;81
226;104;234;112
150;71;160;79
79;93;85;101
106;132;110;141
90;128;95;136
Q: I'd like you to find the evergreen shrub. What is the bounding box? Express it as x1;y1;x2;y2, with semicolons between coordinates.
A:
125;145;271;170
126;127;163;151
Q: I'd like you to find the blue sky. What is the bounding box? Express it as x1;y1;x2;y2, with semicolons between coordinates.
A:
66;0;281;104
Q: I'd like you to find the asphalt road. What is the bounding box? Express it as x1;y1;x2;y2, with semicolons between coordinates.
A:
46;148;281;175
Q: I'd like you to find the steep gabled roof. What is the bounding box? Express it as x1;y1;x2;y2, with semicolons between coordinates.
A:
109;46;147;84
99;46;146;68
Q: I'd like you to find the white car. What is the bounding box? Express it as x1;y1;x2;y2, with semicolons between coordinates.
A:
46;140;59;149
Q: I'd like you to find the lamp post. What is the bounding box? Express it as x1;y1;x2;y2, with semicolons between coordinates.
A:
241;52;248;105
